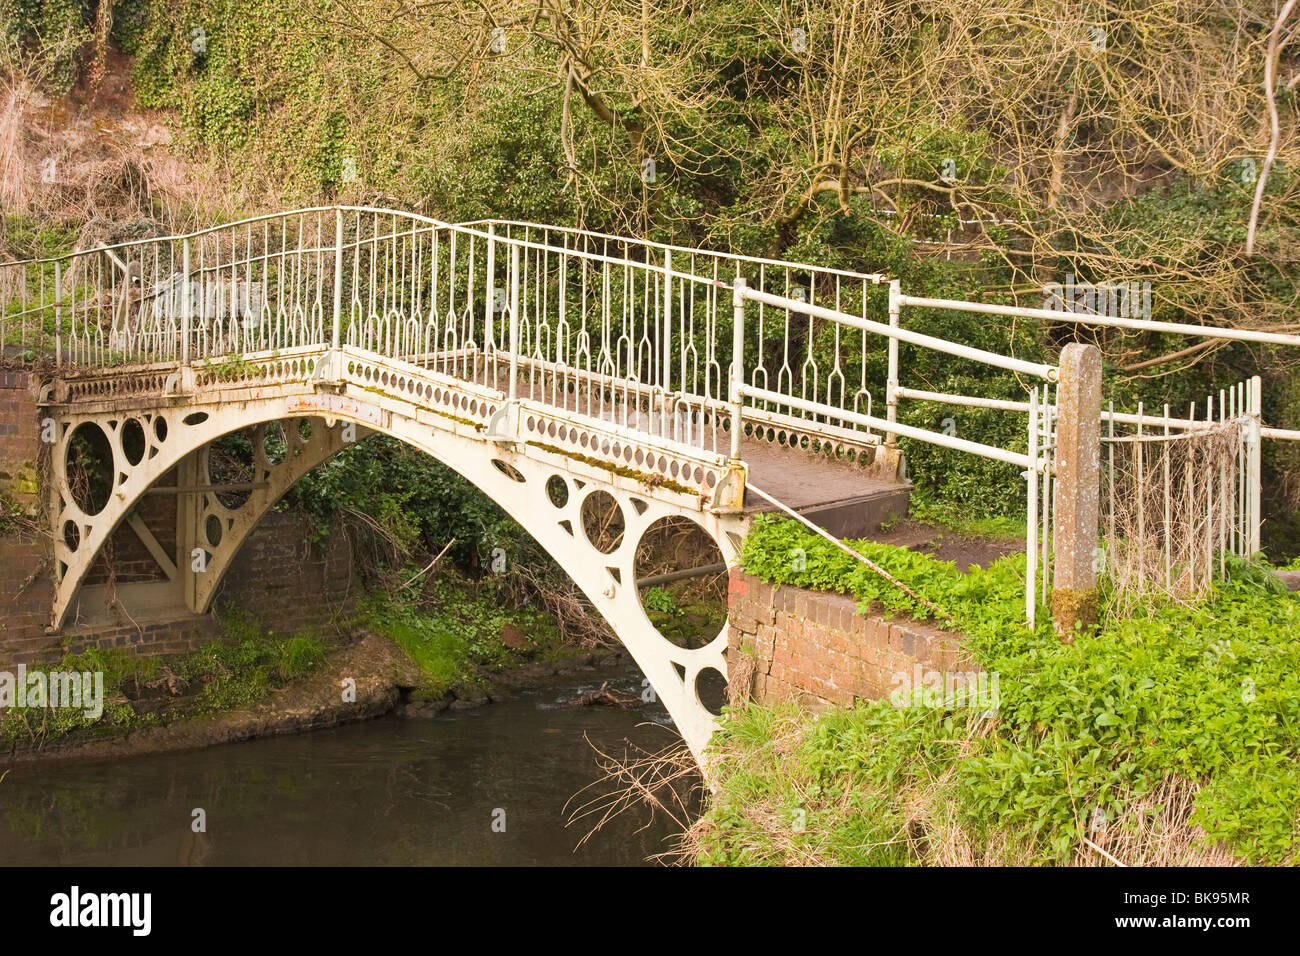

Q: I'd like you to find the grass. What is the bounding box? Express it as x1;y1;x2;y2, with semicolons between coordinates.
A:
0;605;328;749
693;514;1300;866
359;593;472;694
357;571;588;695
906;499;1026;540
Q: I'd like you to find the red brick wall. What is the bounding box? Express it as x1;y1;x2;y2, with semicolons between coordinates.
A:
0;532;56;666
213;511;355;636
0;368;40;510
0;511;356;667
726;568;977;709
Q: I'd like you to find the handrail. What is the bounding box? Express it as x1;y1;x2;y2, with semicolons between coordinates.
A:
737;285;1060;382
740;383;1035;470
898;293;1300;348
0;206;373;267
455;218;890;283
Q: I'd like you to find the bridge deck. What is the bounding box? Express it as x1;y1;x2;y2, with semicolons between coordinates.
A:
60;351;911;540
477;365;911;539
737;437;910;539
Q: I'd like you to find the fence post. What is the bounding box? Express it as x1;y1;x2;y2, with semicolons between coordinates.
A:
485;223;496;356
730;277;747;461
1051;342;1102;641
662;248;673;438
662;248;673;390
1247;375;1262;555
886;279;901;447
182;238;192;367
508;242;519;402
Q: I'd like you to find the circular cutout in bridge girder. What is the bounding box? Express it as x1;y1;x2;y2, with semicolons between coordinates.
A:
634;516;727;650
580;491;625;555
546;475;568;508
207;430;256;509
65;422;114;516
695;666;729;717
261;421;288;467
121;418;146;466
492;459;525;483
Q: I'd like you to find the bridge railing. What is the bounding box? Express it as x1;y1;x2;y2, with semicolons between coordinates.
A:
442;217;892;461
0;207;347;368
1;206;896;466
731;283;1300;626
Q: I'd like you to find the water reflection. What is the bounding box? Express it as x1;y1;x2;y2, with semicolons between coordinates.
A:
0;659;695;866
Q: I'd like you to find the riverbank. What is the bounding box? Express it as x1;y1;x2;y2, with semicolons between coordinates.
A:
0;563;629;767
0;628;629;766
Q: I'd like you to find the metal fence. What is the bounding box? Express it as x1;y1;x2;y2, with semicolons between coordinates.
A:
1099;379;1263;607
4;205;1299;626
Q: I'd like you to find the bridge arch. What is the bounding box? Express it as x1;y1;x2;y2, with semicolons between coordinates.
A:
48;392;744;762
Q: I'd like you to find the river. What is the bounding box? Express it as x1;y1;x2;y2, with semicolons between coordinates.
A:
0;657;696;866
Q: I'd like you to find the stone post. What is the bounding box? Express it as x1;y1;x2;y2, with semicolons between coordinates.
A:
1051;342;1102;641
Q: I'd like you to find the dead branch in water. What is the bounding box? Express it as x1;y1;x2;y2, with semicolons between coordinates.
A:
558;681;641;709
565;733;705;864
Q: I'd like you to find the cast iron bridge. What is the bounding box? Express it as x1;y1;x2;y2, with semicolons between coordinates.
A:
5;206;1294;761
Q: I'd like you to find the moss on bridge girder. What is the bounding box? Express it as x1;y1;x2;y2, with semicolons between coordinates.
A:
526;441;696;496
359;384;486;431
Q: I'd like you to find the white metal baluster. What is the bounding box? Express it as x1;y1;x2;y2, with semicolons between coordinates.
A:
1170;400;1180;587
1026;386;1039;627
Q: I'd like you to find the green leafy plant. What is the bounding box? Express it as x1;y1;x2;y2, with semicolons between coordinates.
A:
699;515;1300;865
644;586;679;615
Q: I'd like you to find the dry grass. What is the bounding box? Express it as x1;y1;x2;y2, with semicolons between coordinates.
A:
676;704;1242;867
501;558;617;649
0;44;274;258
1075;778;1243;868
0;71;33;222
564;733;705;865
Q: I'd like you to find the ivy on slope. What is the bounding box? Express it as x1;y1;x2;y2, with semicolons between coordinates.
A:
715;515;1300;864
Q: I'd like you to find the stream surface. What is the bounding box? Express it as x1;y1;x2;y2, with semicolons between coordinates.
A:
0;657;694;866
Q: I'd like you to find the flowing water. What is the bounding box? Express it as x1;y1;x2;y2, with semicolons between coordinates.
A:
0;657;696;866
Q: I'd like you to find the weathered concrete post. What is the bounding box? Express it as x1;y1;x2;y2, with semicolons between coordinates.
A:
1051;342;1102;641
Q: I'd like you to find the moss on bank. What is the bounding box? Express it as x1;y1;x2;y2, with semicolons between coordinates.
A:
357;573;606;698
0;605;328;751
691;516;1300;866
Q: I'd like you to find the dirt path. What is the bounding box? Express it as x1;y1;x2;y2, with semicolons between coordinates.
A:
871;518;1024;572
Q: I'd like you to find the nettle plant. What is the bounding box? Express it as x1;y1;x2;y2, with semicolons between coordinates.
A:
726;515;1300;864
